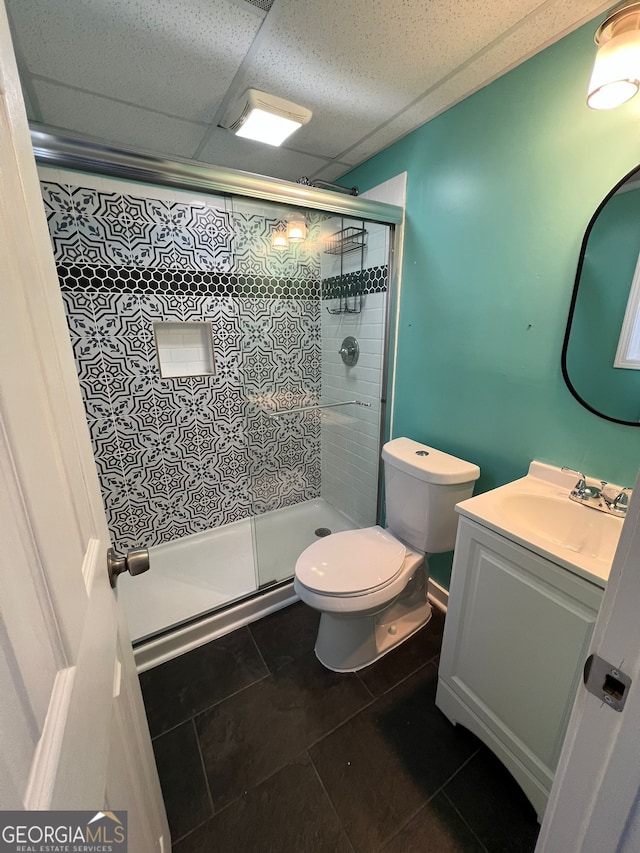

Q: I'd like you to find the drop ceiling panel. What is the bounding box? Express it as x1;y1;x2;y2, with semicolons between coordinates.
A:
20;84;36;120
197;127;330;182
228;0;549;160
32;79;208;158
7;0;263;123
6;0;615;184
308;161;361;183
338;0;614;167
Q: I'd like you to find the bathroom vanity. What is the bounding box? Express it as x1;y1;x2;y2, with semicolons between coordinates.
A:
435;462;623;820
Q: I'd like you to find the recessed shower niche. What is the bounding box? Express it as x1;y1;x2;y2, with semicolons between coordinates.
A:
153;322;216;379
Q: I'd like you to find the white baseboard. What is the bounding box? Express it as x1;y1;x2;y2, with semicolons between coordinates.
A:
135;576;449;673
428;577;449;613
134;583;298;673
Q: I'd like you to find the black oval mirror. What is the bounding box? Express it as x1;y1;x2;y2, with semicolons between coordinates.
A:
562;165;640;426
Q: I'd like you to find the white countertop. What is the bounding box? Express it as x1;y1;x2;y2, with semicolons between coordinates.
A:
455;461;624;589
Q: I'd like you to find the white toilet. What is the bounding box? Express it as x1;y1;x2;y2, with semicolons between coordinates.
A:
294;437;480;672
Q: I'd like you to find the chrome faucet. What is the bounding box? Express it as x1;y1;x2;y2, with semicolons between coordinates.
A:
562;467;631;517
562;468;600;501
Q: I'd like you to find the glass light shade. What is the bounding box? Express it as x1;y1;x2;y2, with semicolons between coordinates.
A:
235;108;302;146
286;215;307;241
271;230;288;249
588;20;640;109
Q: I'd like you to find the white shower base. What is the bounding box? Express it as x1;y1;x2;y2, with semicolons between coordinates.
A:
253;497;356;586
119;498;356;644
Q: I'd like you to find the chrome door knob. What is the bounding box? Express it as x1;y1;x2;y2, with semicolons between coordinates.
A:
108;547;150;588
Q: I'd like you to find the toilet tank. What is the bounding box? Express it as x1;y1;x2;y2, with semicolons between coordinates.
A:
382;437;480;553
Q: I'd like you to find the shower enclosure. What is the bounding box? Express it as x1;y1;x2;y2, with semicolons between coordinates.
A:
33;131;400;650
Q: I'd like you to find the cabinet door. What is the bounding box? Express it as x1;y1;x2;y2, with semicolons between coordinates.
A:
439;520;602;791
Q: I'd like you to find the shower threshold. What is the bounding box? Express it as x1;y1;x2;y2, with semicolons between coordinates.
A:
119;497;356;648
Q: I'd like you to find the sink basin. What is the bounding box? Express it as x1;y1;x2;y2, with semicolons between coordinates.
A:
496;492;622;563
456;461;624;587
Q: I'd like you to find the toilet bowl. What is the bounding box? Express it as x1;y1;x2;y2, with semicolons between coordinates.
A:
294;525;429;671
294;437;480;672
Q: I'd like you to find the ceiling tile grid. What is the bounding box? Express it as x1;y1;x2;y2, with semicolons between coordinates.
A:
318;0;614;171
6;0;615;183
196;127;331;180
7;0;264;122
32;79;209;159
233;0;549;160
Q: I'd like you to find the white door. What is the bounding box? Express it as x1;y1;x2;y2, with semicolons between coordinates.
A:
536;469;640;853
0;4;169;850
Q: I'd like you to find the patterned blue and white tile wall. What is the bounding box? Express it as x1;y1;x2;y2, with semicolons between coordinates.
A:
40;168;322;550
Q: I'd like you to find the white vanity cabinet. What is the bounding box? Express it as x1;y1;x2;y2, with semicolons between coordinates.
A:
436;517;603;820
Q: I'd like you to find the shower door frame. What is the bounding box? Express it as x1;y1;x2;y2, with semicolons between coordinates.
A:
31;126;403;646
31;127;402;223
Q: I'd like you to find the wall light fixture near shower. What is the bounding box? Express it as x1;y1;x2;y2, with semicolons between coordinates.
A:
271;226;289;250
286;211;307;241
271;212;308;249
224;88;312;146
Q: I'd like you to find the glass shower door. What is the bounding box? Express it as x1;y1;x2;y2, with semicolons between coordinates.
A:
244;210;393;589
243;295;325;588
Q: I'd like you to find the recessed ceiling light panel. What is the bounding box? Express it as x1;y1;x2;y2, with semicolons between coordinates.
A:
225;88;312;146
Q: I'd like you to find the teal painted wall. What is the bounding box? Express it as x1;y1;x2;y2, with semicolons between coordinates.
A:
566;184;640;422
343;18;640;588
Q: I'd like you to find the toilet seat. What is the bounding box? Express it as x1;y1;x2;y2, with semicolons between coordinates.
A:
295;526;406;596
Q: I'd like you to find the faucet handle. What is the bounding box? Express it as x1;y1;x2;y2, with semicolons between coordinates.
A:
601;482;620;504
614;488;632;512
600;483;632;513
562;466;587;494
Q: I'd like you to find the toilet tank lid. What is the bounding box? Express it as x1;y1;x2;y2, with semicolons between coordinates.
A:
382;437;480;485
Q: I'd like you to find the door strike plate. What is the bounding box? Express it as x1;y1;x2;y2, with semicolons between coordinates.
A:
583;654;631;712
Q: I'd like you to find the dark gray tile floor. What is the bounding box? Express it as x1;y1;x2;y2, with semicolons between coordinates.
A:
140;602;540;852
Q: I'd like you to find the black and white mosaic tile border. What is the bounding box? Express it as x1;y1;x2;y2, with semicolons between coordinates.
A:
322;264;388;300
57;264;320;299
